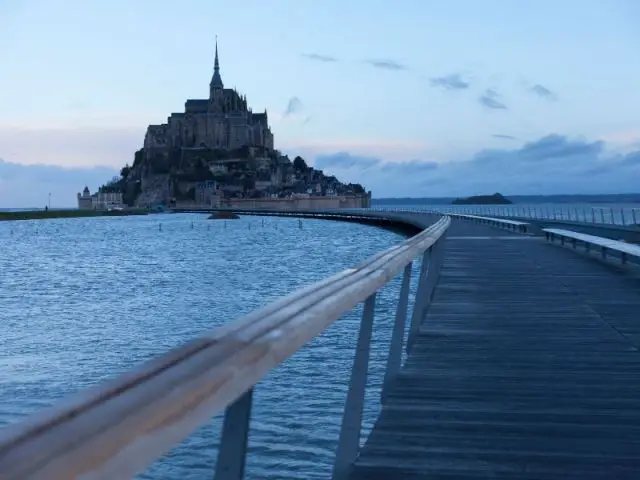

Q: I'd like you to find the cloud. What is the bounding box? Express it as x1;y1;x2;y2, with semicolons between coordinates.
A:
280;139;436;162
315;152;381;170
518;134;603;161
0;158;118;208
284;97;303;117
278;97;311;125
308;134;640;197
301;53;337;63
479;89;507;110
492;134;517;140
429;74;470;90
364;59;408;71
529;84;558;101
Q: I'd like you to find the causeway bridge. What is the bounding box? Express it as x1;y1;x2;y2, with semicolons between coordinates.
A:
1;209;640;479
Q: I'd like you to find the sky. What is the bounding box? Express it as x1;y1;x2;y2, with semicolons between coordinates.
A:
1;0;640;206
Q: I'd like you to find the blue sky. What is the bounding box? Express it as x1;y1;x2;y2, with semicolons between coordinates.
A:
1;0;639;206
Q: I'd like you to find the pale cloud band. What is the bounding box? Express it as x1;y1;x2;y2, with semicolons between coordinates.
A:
0;126;143;168
2;126;640;207
304;134;640;198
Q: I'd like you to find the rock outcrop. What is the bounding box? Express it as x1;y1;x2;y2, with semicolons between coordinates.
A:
452;193;512;205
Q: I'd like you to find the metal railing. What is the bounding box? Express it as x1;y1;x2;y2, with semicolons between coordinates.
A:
0;214;450;479
364;206;640;227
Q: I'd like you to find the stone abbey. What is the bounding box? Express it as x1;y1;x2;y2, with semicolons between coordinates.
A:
143;40;274;156
86;39;371;210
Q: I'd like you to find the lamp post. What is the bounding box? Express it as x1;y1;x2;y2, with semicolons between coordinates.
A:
48;193;51;210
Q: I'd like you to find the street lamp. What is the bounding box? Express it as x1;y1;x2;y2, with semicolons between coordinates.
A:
48;193;51;210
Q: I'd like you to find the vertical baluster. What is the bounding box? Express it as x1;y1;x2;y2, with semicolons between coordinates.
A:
621;208;626;226
407;237;445;353
406;249;431;353
332;293;377;479
609;207;615;224
214;388;254;480
600;209;605;223
633;209;637;225
381;263;413;404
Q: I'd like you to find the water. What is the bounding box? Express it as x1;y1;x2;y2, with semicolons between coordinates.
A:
0;213;417;479
371;203;640;226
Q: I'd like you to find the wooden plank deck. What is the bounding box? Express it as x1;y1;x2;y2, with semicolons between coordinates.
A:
350;220;640;479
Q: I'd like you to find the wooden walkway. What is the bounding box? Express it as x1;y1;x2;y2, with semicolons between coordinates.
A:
350;220;640;479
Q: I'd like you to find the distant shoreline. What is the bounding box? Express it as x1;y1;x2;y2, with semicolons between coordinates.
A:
0;209;149;222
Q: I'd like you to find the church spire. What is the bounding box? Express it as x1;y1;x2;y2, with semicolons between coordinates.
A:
210;36;224;90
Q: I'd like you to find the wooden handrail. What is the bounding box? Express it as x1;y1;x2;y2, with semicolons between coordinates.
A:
0;216;450;479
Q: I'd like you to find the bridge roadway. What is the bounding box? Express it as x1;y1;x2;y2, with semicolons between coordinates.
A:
350;220;640;479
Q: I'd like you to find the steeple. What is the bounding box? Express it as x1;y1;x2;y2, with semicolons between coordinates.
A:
210;36;224;90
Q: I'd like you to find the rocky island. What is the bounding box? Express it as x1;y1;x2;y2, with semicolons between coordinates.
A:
452;193;512;205
91;41;370;211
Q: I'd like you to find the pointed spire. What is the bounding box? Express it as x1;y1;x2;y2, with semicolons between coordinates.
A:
214;36;220;71
210;35;224;90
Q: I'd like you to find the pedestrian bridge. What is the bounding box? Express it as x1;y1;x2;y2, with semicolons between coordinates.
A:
1;210;639;479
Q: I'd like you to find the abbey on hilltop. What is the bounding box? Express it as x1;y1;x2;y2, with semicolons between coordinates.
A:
92;39;370;210
143;39;274;155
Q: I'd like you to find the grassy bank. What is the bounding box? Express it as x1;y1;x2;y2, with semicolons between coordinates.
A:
0;209;149;222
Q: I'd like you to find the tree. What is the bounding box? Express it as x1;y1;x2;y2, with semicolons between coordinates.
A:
133;149;144;167
293;156;308;172
350;183;365;194
120;164;131;178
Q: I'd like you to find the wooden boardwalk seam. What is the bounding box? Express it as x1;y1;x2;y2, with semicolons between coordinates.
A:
350;220;640;479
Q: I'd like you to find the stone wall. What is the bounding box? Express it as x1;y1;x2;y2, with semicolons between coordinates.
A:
223;195;371;210
174;195;370;211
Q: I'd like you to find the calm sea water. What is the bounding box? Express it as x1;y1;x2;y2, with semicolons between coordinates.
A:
0;213;417;479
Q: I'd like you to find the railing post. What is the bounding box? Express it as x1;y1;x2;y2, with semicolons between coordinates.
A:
406;236;445;353
381;263;413;404
332;293;377;479
214;388;254;480
406;249;430;353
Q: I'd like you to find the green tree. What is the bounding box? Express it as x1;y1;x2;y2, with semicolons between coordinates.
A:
293;156;308;172
350;183;365;194
133;149;144;167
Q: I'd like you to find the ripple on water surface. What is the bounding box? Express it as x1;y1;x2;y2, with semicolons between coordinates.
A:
0;213;421;479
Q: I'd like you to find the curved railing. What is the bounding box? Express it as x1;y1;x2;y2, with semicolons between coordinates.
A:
0;214;450;479
365;205;640;227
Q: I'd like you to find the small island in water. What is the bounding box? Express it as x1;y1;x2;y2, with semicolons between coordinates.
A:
452;193;513;205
